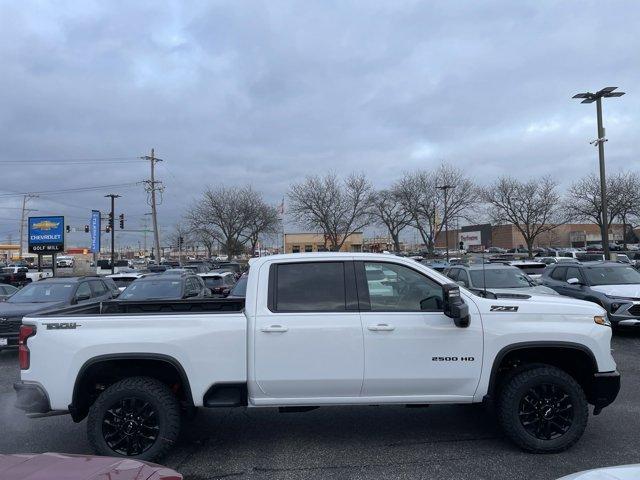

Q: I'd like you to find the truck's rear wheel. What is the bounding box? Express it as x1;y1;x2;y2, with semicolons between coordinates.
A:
87;376;180;461
498;366;588;453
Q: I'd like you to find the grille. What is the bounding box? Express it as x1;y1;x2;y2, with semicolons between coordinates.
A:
628;304;640;317
0;319;20;335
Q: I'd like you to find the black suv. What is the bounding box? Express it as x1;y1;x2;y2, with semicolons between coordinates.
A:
119;272;210;301
0;276;116;350
542;261;640;328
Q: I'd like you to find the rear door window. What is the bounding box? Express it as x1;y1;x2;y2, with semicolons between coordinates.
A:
90;280;108;297
565;267;585;283
273;262;346;312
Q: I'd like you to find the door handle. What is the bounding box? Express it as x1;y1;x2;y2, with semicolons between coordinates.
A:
261;324;289;333
367;323;395;332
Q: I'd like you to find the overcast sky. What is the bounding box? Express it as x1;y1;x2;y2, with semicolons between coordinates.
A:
0;0;638;248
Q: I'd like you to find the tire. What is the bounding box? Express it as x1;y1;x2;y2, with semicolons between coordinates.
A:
87;376;181;461
498;366;588;453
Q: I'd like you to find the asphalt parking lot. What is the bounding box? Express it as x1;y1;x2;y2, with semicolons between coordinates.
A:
1;332;638;480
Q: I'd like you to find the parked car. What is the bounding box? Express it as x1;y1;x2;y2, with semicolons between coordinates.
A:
0;276;116;350
542;261;640;328
56;255;75;268
16;253;619;460
106;272;143;292
0;283;18;301
0;266;31;288
212;261;242;276
198;271;236;296
182;264;210;274
485;246;506;254
119;272;210;301
0;452;182;480
507;260;547;281
445;264;558;296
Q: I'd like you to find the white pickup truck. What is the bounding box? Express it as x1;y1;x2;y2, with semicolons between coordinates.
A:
14;253;620;461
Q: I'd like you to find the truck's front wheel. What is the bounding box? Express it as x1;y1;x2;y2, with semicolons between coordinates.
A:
498;366;588;453
87;376;181;461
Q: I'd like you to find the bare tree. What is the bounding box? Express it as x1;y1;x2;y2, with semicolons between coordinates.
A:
242;200;281;255
613;172;640;248
564;172;640;246
186;186;263;259
394;163;478;253
483;176;565;258
288;172;374;251
371;189;412;253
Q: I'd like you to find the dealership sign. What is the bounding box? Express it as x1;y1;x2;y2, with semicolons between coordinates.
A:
458;230;482;246
90;210;101;253
28;216;65;254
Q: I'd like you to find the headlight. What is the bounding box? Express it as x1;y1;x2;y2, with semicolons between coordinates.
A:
594;315;611;327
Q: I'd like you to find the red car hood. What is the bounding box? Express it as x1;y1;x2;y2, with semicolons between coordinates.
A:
0;453;182;480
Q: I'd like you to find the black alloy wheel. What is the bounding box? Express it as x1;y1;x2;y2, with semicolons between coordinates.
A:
103;397;160;456
518;383;574;440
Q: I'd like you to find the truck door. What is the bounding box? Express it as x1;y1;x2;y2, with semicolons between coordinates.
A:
357;261;483;399
253;261;364;399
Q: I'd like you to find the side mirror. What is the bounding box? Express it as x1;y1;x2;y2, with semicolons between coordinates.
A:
567;277;582;286
442;283;470;328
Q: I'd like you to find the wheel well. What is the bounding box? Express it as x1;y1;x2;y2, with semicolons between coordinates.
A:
489;345;598;401
71;356;193;422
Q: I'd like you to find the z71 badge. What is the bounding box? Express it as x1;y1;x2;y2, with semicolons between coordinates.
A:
490;305;519;312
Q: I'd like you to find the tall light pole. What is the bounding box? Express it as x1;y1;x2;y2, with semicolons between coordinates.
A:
437;185;455;262
572;86;625;260
105;194;121;274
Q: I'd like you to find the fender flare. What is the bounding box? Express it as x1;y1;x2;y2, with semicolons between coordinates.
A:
486;341;598;397
70;353;193;421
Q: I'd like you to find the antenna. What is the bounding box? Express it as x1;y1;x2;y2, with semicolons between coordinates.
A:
482;249;488;297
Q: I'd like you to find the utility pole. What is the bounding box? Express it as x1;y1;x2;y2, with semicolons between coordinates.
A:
18;194;37;259
572;86;625;260
105;194;120;274
141;149;163;263
437;185;455;262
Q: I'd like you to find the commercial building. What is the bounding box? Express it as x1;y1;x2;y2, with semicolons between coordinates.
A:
283;232;363;254
435;223;629;250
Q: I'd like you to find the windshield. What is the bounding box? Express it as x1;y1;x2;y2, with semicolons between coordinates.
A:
470;269;532;289
8;282;74;303
111;278;137;288
584;266;640;286
120;279;182;300
229;275;247;297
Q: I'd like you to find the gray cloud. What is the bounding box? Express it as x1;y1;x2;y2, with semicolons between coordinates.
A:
0;0;638;247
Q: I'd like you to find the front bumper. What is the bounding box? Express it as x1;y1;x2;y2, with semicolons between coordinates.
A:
590;371;620;415
14;381;51;414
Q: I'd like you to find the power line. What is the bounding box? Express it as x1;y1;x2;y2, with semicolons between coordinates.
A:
0;157;142;165
0;182;141;198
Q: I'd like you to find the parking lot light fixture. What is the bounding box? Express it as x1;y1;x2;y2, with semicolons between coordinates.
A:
572;87;625;261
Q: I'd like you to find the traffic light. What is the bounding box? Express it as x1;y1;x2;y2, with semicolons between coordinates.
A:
105;226;111;233
178;236;184;248
65;225;71;233
108;212;114;228
459;241;464;250
119;214;125;229
84;225;90;233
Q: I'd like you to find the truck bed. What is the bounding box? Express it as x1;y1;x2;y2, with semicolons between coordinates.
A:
22;297;248;411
